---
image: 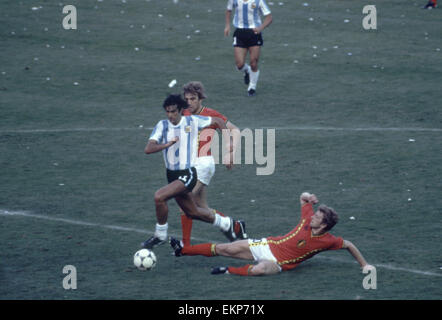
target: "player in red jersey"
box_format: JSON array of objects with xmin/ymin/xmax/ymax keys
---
[
  {"xmin": 178, "ymin": 81, "xmax": 243, "ymax": 246},
  {"xmin": 170, "ymin": 192, "xmax": 373, "ymax": 276}
]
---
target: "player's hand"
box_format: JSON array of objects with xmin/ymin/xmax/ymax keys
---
[
  {"xmin": 253, "ymin": 27, "xmax": 261, "ymax": 34},
  {"xmin": 300, "ymin": 192, "xmax": 311, "ymax": 203},
  {"xmin": 300, "ymin": 192, "xmax": 318, "ymax": 204},
  {"xmin": 224, "ymin": 26, "xmax": 230, "ymax": 37},
  {"xmin": 363, "ymin": 264, "xmax": 375, "ymax": 272},
  {"xmin": 309, "ymin": 194, "xmax": 318, "ymax": 204},
  {"xmin": 168, "ymin": 136, "xmax": 179, "ymax": 146}
]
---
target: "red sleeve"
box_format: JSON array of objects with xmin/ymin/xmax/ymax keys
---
[
  {"xmin": 301, "ymin": 203, "xmax": 314, "ymax": 219},
  {"xmin": 328, "ymin": 236, "xmax": 344, "ymax": 250}
]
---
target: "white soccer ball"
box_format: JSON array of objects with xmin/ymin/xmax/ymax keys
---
[{"xmin": 133, "ymin": 249, "xmax": 157, "ymax": 271}]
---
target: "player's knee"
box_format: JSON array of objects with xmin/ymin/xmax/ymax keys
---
[
  {"xmin": 249, "ymin": 265, "xmax": 266, "ymax": 276},
  {"xmin": 184, "ymin": 211, "xmax": 198, "ymax": 219},
  {"xmin": 154, "ymin": 191, "xmax": 166, "ymax": 204}
]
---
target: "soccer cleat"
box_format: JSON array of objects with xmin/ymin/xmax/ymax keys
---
[
  {"xmin": 234, "ymin": 220, "xmax": 247, "ymax": 240},
  {"xmin": 244, "ymin": 70, "xmax": 250, "ymax": 85},
  {"xmin": 140, "ymin": 236, "xmax": 166, "ymax": 249},
  {"xmin": 169, "ymin": 237, "xmax": 183, "ymax": 257},
  {"xmin": 211, "ymin": 266, "xmax": 229, "ymax": 275},
  {"xmin": 222, "ymin": 218, "xmax": 247, "ymax": 242},
  {"xmin": 247, "ymin": 88, "xmax": 256, "ymax": 96}
]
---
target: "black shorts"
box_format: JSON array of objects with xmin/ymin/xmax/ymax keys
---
[
  {"xmin": 166, "ymin": 167, "xmax": 198, "ymax": 192},
  {"xmin": 233, "ymin": 28, "xmax": 263, "ymax": 48}
]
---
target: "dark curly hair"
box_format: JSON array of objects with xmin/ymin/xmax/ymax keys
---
[{"xmin": 162, "ymin": 94, "xmax": 188, "ymax": 111}]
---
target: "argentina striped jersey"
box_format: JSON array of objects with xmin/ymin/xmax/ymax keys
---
[
  {"xmin": 149, "ymin": 115, "xmax": 212, "ymax": 171},
  {"xmin": 227, "ymin": 0, "xmax": 271, "ymax": 29}
]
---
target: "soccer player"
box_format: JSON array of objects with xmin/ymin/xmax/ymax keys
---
[
  {"xmin": 141, "ymin": 94, "xmax": 246, "ymax": 249},
  {"xmin": 180, "ymin": 81, "xmax": 242, "ymax": 247},
  {"xmin": 424, "ymin": 0, "xmax": 437, "ymax": 8},
  {"xmin": 224, "ymin": 0, "xmax": 273, "ymax": 96},
  {"xmin": 170, "ymin": 192, "xmax": 373, "ymax": 276}
]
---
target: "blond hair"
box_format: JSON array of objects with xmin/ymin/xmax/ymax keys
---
[{"xmin": 183, "ymin": 81, "xmax": 207, "ymax": 100}]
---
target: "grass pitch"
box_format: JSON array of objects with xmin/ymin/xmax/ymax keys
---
[{"xmin": 0, "ymin": 0, "xmax": 441, "ymax": 300}]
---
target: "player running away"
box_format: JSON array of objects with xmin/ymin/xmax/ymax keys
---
[{"xmin": 170, "ymin": 192, "xmax": 373, "ymax": 276}]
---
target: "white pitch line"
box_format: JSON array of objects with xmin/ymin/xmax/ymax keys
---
[
  {"xmin": 1, "ymin": 209, "xmax": 441, "ymax": 278},
  {"xmin": 0, "ymin": 126, "xmax": 441, "ymax": 134},
  {"xmin": 0, "ymin": 127, "xmax": 146, "ymax": 134},
  {"xmin": 268, "ymin": 126, "xmax": 442, "ymax": 132},
  {"xmin": 0, "ymin": 209, "xmax": 205, "ymax": 241}
]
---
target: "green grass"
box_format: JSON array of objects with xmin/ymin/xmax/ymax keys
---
[{"xmin": 0, "ymin": 0, "xmax": 441, "ymax": 300}]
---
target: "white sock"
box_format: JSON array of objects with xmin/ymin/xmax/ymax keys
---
[
  {"xmin": 248, "ymin": 69, "xmax": 260, "ymax": 90},
  {"xmin": 213, "ymin": 214, "xmax": 231, "ymax": 232},
  {"xmin": 238, "ymin": 63, "xmax": 250, "ymax": 73},
  {"xmin": 154, "ymin": 223, "xmax": 168, "ymax": 240}
]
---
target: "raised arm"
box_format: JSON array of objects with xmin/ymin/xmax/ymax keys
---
[
  {"xmin": 300, "ymin": 192, "xmax": 318, "ymax": 206},
  {"xmin": 342, "ymin": 240, "xmax": 371, "ymax": 269},
  {"xmin": 144, "ymin": 137, "xmax": 178, "ymax": 154}
]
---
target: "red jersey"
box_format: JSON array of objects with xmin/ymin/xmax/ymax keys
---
[
  {"xmin": 267, "ymin": 203, "xmax": 343, "ymax": 271},
  {"xmin": 182, "ymin": 106, "xmax": 228, "ymax": 157}
]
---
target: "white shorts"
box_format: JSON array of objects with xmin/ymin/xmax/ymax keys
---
[
  {"xmin": 248, "ymin": 238, "xmax": 282, "ymax": 272},
  {"xmin": 194, "ymin": 156, "xmax": 215, "ymax": 186}
]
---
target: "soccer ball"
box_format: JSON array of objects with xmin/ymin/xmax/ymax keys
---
[{"xmin": 133, "ymin": 249, "xmax": 157, "ymax": 271}]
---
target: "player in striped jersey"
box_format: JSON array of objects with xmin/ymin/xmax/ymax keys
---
[
  {"xmin": 179, "ymin": 81, "xmax": 241, "ymax": 247},
  {"xmin": 170, "ymin": 192, "xmax": 372, "ymax": 276},
  {"xmin": 225, "ymin": 0, "xmax": 273, "ymax": 96},
  {"xmin": 141, "ymin": 94, "xmax": 246, "ymax": 249}
]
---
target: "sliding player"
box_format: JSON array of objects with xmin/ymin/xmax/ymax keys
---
[{"xmin": 170, "ymin": 192, "xmax": 372, "ymax": 276}]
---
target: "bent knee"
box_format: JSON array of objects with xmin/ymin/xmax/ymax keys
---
[
  {"xmin": 154, "ymin": 191, "xmax": 166, "ymax": 204},
  {"xmin": 184, "ymin": 211, "xmax": 198, "ymax": 219},
  {"xmin": 250, "ymin": 261, "xmax": 280, "ymax": 276},
  {"xmin": 249, "ymin": 265, "xmax": 266, "ymax": 276}
]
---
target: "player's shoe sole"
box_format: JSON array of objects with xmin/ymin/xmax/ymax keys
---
[
  {"xmin": 140, "ymin": 236, "xmax": 166, "ymax": 249},
  {"xmin": 248, "ymin": 89, "xmax": 256, "ymax": 96}
]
